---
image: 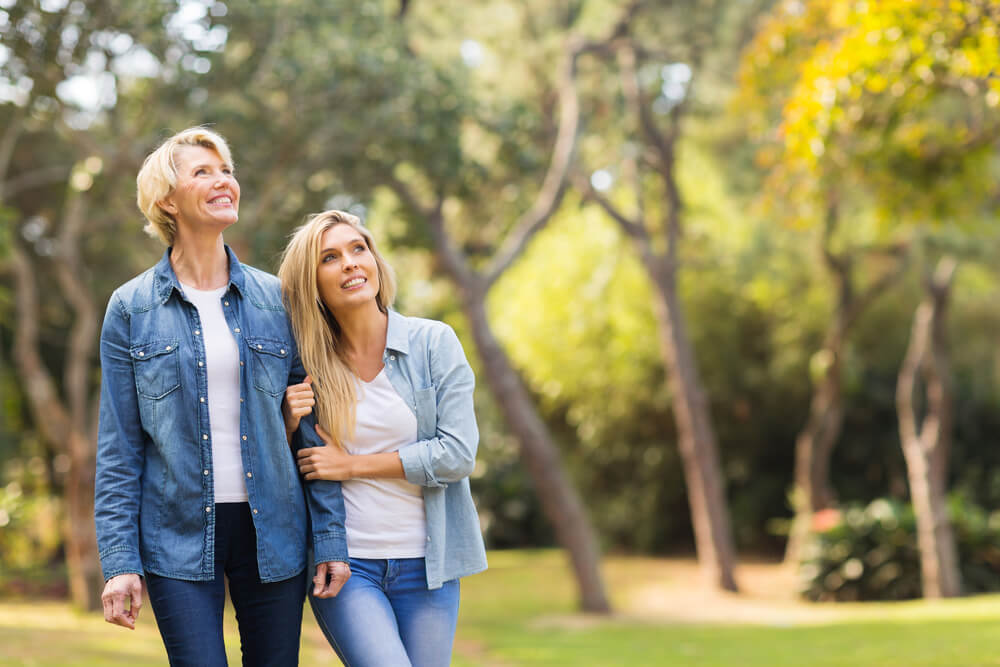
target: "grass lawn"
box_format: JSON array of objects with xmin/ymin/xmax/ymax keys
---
[{"xmin": 2, "ymin": 550, "xmax": 999, "ymax": 665}]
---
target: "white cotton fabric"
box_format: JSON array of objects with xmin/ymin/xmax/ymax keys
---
[
  {"xmin": 181, "ymin": 283, "xmax": 247, "ymax": 503},
  {"xmin": 343, "ymin": 368, "xmax": 426, "ymax": 558}
]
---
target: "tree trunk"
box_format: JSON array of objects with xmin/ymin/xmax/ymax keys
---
[
  {"xmin": 461, "ymin": 291, "xmax": 611, "ymax": 612},
  {"xmin": 784, "ymin": 332, "xmax": 845, "ymax": 564},
  {"xmin": 896, "ymin": 257, "xmax": 961, "ymax": 598},
  {"xmin": 646, "ymin": 260, "xmax": 739, "ymax": 592},
  {"xmin": 785, "ymin": 213, "xmax": 907, "ymax": 565},
  {"xmin": 11, "ymin": 241, "xmax": 101, "ymax": 610}
]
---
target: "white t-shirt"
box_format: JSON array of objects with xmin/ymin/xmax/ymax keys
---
[
  {"xmin": 343, "ymin": 368, "xmax": 426, "ymax": 558},
  {"xmin": 181, "ymin": 283, "xmax": 248, "ymax": 503}
]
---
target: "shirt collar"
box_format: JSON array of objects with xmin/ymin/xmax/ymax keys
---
[
  {"xmin": 385, "ymin": 308, "xmax": 410, "ymax": 355},
  {"xmin": 153, "ymin": 244, "xmax": 246, "ymax": 302}
]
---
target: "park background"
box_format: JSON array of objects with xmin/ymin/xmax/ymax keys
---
[{"xmin": 2, "ymin": 0, "xmax": 1000, "ymax": 664}]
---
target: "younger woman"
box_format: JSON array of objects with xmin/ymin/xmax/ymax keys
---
[{"xmin": 278, "ymin": 209, "xmax": 487, "ymax": 667}]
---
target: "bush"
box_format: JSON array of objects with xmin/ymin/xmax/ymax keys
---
[{"xmin": 799, "ymin": 497, "xmax": 1000, "ymax": 601}]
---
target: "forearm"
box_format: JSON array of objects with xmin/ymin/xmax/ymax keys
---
[{"xmin": 349, "ymin": 451, "xmax": 405, "ymax": 480}]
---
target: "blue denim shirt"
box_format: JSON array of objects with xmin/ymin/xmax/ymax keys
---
[
  {"xmin": 95, "ymin": 246, "xmax": 348, "ymax": 583},
  {"xmin": 302, "ymin": 309, "xmax": 487, "ymax": 589}
]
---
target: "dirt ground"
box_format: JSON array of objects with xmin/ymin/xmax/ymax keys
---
[{"xmin": 533, "ymin": 557, "xmax": 860, "ymax": 629}]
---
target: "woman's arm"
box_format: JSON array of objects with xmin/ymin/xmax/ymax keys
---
[
  {"xmin": 94, "ymin": 294, "xmax": 146, "ymax": 578},
  {"xmin": 296, "ymin": 323, "xmax": 477, "ymax": 487},
  {"xmin": 94, "ymin": 294, "xmax": 147, "ymax": 627}
]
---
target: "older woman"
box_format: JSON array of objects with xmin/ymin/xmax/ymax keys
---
[
  {"xmin": 278, "ymin": 209, "xmax": 487, "ymax": 667},
  {"xmin": 94, "ymin": 127, "xmax": 350, "ymax": 666}
]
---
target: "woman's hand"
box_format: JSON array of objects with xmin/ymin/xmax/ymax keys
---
[
  {"xmin": 282, "ymin": 376, "xmax": 314, "ymax": 439},
  {"xmin": 312, "ymin": 560, "xmax": 351, "ymax": 598},
  {"xmin": 101, "ymin": 573, "xmax": 143, "ymax": 630},
  {"xmin": 296, "ymin": 424, "xmax": 354, "ymax": 480}
]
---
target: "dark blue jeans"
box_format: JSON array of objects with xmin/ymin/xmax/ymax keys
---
[
  {"xmin": 310, "ymin": 557, "xmax": 460, "ymax": 667},
  {"xmin": 145, "ymin": 503, "xmax": 307, "ymax": 667}
]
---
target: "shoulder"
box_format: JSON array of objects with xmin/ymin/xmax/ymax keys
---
[
  {"xmin": 403, "ymin": 314, "xmax": 457, "ymax": 347},
  {"xmin": 110, "ymin": 266, "xmax": 158, "ymax": 314},
  {"xmin": 238, "ymin": 264, "xmax": 284, "ymax": 310}
]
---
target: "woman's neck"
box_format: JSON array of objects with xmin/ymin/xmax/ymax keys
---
[
  {"xmin": 336, "ymin": 303, "xmax": 388, "ymax": 367},
  {"xmin": 170, "ymin": 232, "xmax": 229, "ymax": 290}
]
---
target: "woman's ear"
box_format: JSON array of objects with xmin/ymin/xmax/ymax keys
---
[{"xmin": 157, "ymin": 196, "xmax": 177, "ymax": 216}]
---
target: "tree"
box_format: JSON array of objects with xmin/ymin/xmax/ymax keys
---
[
  {"xmin": 740, "ymin": 0, "xmax": 1000, "ymax": 593},
  {"xmin": 565, "ymin": 0, "xmax": 774, "ymax": 592}
]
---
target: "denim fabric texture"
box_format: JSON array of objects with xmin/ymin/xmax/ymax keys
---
[
  {"xmin": 95, "ymin": 246, "xmax": 348, "ymax": 584},
  {"xmin": 310, "ymin": 557, "xmax": 460, "ymax": 667},
  {"xmin": 145, "ymin": 503, "xmax": 308, "ymax": 667},
  {"xmin": 311, "ymin": 309, "xmax": 488, "ymax": 589}
]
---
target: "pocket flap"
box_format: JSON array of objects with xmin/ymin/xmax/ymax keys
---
[
  {"xmin": 131, "ymin": 339, "xmax": 180, "ymax": 360},
  {"xmin": 245, "ymin": 337, "xmax": 289, "ymax": 358}
]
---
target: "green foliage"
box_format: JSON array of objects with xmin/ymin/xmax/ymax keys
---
[{"xmin": 800, "ymin": 497, "xmax": 1000, "ymax": 602}]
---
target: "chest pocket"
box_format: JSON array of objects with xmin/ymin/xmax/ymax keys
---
[
  {"xmin": 246, "ymin": 337, "xmax": 289, "ymax": 397},
  {"xmin": 132, "ymin": 339, "xmax": 181, "ymax": 400}
]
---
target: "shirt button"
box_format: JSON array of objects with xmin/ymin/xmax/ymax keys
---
[
  {"xmin": 203, "ymin": 469, "xmax": 209, "ymax": 476},
  {"xmin": 280, "ymin": 349, "xmax": 286, "ymax": 355},
  {"xmin": 138, "ymin": 351, "xmax": 145, "ymax": 357},
  {"xmin": 205, "ymin": 506, "xmax": 212, "ymax": 513},
  {"xmin": 224, "ymin": 301, "xmax": 229, "ymax": 306},
  {"xmin": 242, "ymin": 435, "xmax": 247, "ymax": 441},
  {"xmin": 240, "ymin": 398, "xmax": 244, "ymax": 403},
  {"xmin": 426, "ymin": 536, "xmax": 431, "ymax": 542},
  {"xmin": 200, "ymin": 397, "xmax": 205, "ymax": 403},
  {"xmin": 234, "ymin": 327, "xmax": 241, "ymax": 333},
  {"xmin": 203, "ymin": 434, "xmax": 209, "ymax": 440},
  {"xmin": 165, "ymin": 345, "xmax": 172, "ymax": 351},
  {"xmin": 257, "ymin": 344, "xmax": 263, "ymax": 350},
  {"xmin": 246, "ymin": 472, "xmax": 252, "ymax": 478},
  {"xmin": 198, "ymin": 361, "xmax": 204, "ymax": 367},
  {"xmin": 252, "ymin": 508, "xmax": 258, "ymax": 515},
  {"xmin": 194, "ymin": 330, "xmax": 200, "ymax": 336},
  {"xmin": 239, "ymin": 361, "xmax": 244, "ymax": 367},
  {"xmin": 390, "ymin": 355, "xmax": 396, "ymax": 361}
]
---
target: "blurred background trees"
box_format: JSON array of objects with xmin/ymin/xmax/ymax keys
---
[{"xmin": 1, "ymin": 0, "xmax": 999, "ymax": 612}]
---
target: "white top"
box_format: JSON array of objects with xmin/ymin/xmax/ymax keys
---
[
  {"xmin": 343, "ymin": 368, "xmax": 426, "ymax": 558},
  {"xmin": 181, "ymin": 282, "xmax": 248, "ymax": 503}
]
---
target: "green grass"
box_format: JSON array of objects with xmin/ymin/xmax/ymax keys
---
[{"xmin": 2, "ymin": 550, "xmax": 1000, "ymax": 665}]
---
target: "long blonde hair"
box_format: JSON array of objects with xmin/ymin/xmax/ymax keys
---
[{"xmin": 278, "ymin": 210, "xmax": 397, "ymax": 448}]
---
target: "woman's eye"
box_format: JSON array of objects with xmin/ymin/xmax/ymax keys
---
[
  {"xmin": 322, "ymin": 254, "xmax": 337, "ymax": 263},
  {"xmin": 354, "ymin": 245, "xmax": 365, "ymax": 253},
  {"xmin": 195, "ymin": 168, "xmax": 207, "ymax": 176}
]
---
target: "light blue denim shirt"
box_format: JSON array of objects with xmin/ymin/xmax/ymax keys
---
[
  {"xmin": 95, "ymin": 246, "xmax": 348, "ymax": 583},
  {"xmin": 302, "ymin": 309, "xmax": 487, "ymax": 589}
]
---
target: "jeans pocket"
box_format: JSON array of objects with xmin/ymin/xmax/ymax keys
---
[{"xmin": 131, "ymin": 339, "xmax": 181, "ymax": 399}]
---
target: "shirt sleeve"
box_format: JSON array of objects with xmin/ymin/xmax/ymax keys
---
[
  {"xmin": 288, "ymin": 332, "xmax": 349, "ymax": 564},
  {"xmin": 94, "ymin": 293, "xmax": 146, "ymax": 580},
  {"xmin": 397, "ymin": 323, "xmax": 479, "ymax": 488}
]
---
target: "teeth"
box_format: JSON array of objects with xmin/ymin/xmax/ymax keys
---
[
  {"xmin": 212, "ymin": 196, "xmax": 232, "ymax": 204},
  {"xmin": 342, "ymin": 277, "xmax": 365, "ymax": 288}
]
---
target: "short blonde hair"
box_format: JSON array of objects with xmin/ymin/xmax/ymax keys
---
[
  {"xmin": 278, "ymin": 210, "xmax": 397, "ymax": 447},
  {"xmin": 136, "ymin": 127, "xmax": 234, "ymax": 245}
]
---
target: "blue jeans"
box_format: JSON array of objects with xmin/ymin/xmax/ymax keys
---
[
  {"xmin": 310, "ymin": 557, "xmax": 460, "ymax": 667},
  {"xmin": 145, "ymin": 503, "xmax": 307, "ymax": 666}
]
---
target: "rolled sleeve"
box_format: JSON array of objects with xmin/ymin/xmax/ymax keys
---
[{"xmin": 397, "ymin": 324, "xmax": 478, "ymax": 488}]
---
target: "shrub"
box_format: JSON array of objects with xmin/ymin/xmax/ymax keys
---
[{"xmin": 799, "ymin": 497, "xmax": 1000, "ymax": 601}]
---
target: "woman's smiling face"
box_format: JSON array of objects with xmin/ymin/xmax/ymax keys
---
[
  {"xmin": 160, "ymin": 145, "xmax": 240, "ymax": 232},
  {"xmin": 316, "ymin": 223, "xmax": 381, "ymax": 314}
]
